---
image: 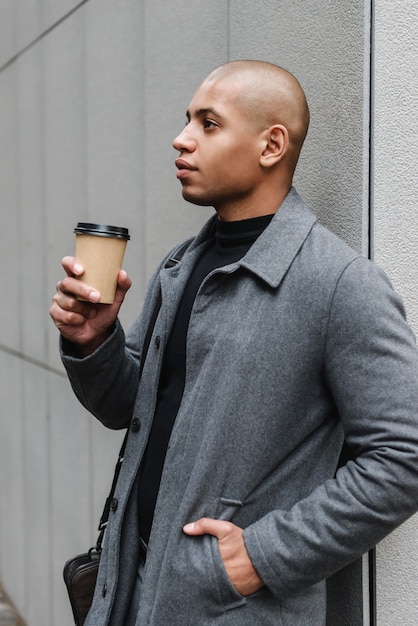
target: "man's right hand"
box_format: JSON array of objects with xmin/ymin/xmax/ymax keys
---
[{"xmin": 49, "ymin": 256, "xmax": 132, "ymax": 356}]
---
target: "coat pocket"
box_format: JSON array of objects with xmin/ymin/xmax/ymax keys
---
[
  {"xmin": 208, "ymin": 497, "xmax": 247, "ymax": 609},
  {"xmin": 167, "ymin": 495, "xmax": 247, "ymax": 616},
  {"xmin": 215, "ymin": 497, "xmax": 244, "ymax": 520}
]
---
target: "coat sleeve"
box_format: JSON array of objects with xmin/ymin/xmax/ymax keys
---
[
  {"xmin": 243, "ymin": 256, "xmax": 418, "ymax": 598},
  {"xmin": 59, "ymin": 261, "xmax": 165, "ymax": 430},
  {"xmin": 60, "ymin": 319, "xmax": 141, "ymax": 429}
]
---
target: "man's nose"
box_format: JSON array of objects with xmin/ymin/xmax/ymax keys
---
[{"xmin": 172, "ymin": 125, "xmax": 196, "ymax": 152}]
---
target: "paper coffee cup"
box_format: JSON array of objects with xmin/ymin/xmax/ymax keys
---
[{"xmin": 74, "ymin": 222, "xmax": 130, "ymax": 304}]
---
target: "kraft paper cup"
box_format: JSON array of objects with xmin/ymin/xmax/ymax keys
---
[{"xmin": 74, "ymin": 222, "xmax": 130, "ymax": 304}]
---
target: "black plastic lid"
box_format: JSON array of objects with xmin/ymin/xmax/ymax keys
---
[{"xmin": 74, "ymin": 222, "xmax": 130, "ymax": 240}]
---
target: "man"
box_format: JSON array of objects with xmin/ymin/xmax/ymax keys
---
[{"xmin": 50, "ymin": 61, "xmax": 418, "ymax": 625}]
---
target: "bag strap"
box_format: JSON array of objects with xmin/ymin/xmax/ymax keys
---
[{"xmin": 94, "ymin": 239, "xmax": 190, "ymax": 552}]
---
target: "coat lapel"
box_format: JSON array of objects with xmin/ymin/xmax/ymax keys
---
[{"xmin": 239, "ymin": 187, "xmax": 317, "ymax": 288}]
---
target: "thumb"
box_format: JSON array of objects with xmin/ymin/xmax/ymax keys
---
[{"xmin": 183, "ymin": 517, "xmax": 231, "ymax": 539}]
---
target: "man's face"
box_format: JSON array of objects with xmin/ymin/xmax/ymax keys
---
[{"xmin": 172, "ymin": 79, "xmax": 265, "ymax": 217}]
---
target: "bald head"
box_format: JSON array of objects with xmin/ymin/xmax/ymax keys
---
[
  {"xmin": 173, "ymin": 60, "xmax": 310, "ymax": 217},
  {"xmin": 203, "ymin": 60, "xmax": 310, "ymax": 168}
]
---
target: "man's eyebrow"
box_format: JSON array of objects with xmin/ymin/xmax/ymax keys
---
[{"xmin": 186, "ymin": 107, "xmax": 223, "ymax": 120}]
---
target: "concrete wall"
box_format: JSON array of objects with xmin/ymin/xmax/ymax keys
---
[
  {"xmin": 0, "ymin": 1, "xmax": 416, "ymax": 624},
  {"xmin": 373, "ymin": 0, "xmax": 418, "ymax": 624}
]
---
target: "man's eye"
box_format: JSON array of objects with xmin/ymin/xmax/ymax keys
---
[{"xmin": 203, "ymin": 119, "xmax": 217, "ymax": 129}]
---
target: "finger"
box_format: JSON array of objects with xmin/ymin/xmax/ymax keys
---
[
  {"xmin": 61, "ymin": 256, "xmax": 85, "ymax": 278},
  {"xmin": 59, "ymin": 276, "xmax": 101, "ymax": 303},
  {"xmin": 183, "ymin": 518, "xmax": 232, "ymax": 539},
  {"xmin": 50, "ymin": 295, "xmax": 96, "ymax": 325},
  {"xmin": 51, "ymin": 286, "xmax": 99, "ymax": 320}
]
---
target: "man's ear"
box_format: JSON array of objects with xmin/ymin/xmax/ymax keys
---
[{"xmin": 260, "ymin": 125, "xmax": 289, "ymax": 167}]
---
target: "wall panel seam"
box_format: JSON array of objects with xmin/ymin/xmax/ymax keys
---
[
  {"xmin": 0, "ymin": 344, "xmax": 65, "ymax": 378},
  {"xmin": 0, "ymin": 0, "xmax": 90, "ymax": 74}
]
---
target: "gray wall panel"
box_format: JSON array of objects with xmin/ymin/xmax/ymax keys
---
[
  {"xmin": 0, "ymin": 0, "xmax": 15, "ymax": 68},
  {"xmin": 229, "ymin": 0, "xmax": 370, "ymax": 253},
  {"xmin": 373, "ymin": 0, "xmax": 418, "ymax": 623},
  {"xmin": 22, "ymin": 364, "xmax": 51, "ymax": 625},
  {"xmin": 16, "ymin": 47, "xmax": 47, "ymax": 360},
  {"xmin": 0, "ymin": 67, "xmax": 20, "ymax": 351},
  {"xmin": 143, "ymin": 0, "xmax": 228, "ymax": 275},
  {"xmin": 0, "ymin": 356, "xmax": 25, "ymax": 610}
]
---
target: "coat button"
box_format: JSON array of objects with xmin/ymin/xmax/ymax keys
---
[
  {"xmin": 102, "ymin": 583, "xmax": 107, "ymax": 597},
  {"xmin": 171, "ymin": 270, "xmax": 178, "ymax": 277},
  {"xmin": 131, "ymin": 418, "xmax": 140, "ymax": 432},
  {"xmin": 154, "ymin": 335, "xmax": 161, "ymax": 349},
  {"xmin": 110, "ymin": 498, "xmax": 118, "ymax": 511}
]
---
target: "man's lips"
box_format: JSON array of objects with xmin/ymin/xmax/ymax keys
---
[{"xmin": 175, "ymin": 158, "xmax": 197, "ymax": 180}]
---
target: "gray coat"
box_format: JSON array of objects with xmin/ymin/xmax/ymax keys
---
[{"xmin": 62, "ymin": 188, "xmax": 418, "ymax": 625}]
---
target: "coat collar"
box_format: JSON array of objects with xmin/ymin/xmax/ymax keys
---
[{"xmin": 188, "ymin": 187, "xmax": 317, "ymax": 288}]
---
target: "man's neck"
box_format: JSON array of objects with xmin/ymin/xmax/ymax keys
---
[{"xmin": 215, "ymin": 185, "xmax": 291, "ymax": 222}]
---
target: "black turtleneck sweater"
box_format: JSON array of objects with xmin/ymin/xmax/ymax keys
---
[{"xmin": 138, "ymin": 213, "xmax": 274, "ymax": 542}]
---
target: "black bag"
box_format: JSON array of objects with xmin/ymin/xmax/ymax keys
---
[
  {"xmin": 62, "ymin": 241, "xmax": 189, "ymax": 624},
  {"xmin": 63, "ymin": 549, "xmax": 101, "ymax": 626}
]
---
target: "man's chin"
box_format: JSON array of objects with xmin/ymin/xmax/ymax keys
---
[{"xmin": 182, "ymin": 190, "xmax": 212, "ymax": 207}]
